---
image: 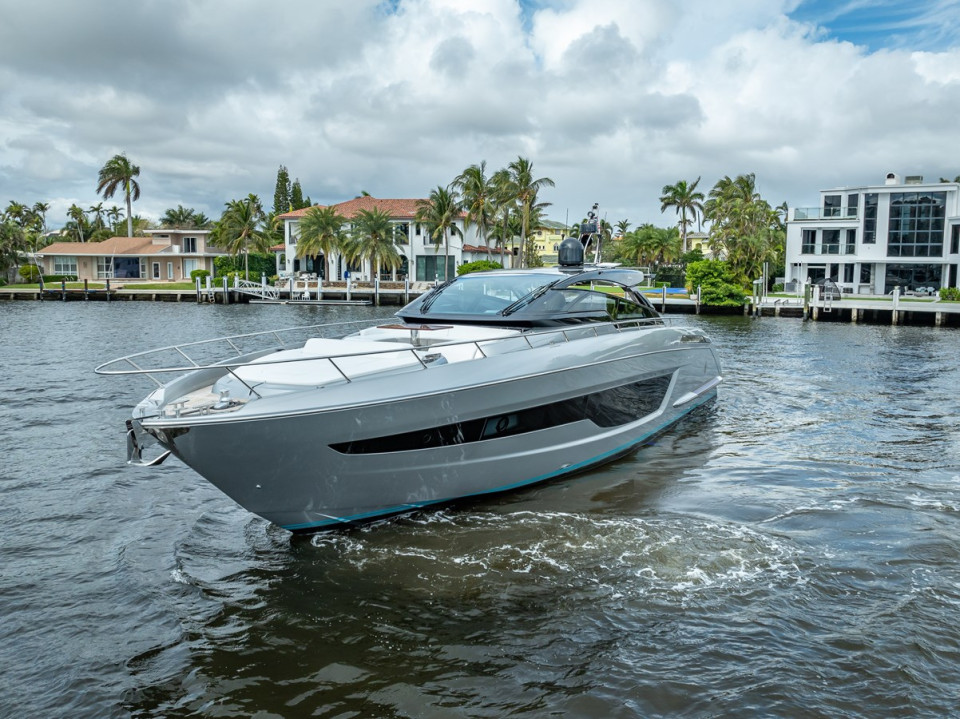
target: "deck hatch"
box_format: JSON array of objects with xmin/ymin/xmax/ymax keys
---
[{"xmin": 329, "ymin": 375, "xmax": 672, "ymax": 455}]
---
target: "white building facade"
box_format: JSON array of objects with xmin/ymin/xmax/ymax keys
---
[
  {"xmin": 785, "ymin": 173, "xmax": 960, "ymax": 294},
  {"xmin": 277, "ymin": 197, "xmax": 507, "ymax": 283}
]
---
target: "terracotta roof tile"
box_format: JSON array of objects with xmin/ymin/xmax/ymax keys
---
[
  {"xmin": 278, "ymin": 196, "xmax": 467, "ymax": 221},
  {"xmin": 39, "ymin": 236, "xmax": 169, "ymax": 255}
]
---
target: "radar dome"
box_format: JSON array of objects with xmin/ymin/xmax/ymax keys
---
[{"xmin": 557, "ymin": 237, "xmax": 584, "ymax": 266}]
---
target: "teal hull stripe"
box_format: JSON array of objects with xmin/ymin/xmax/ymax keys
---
[{"xmin": 282, "ymin": 394, "xmax": 715, "ymax": 531}]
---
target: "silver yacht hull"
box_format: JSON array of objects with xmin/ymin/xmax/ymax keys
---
[{"xmin": 129, "ymin": 325, "xmax": 721, "ymax": 532}]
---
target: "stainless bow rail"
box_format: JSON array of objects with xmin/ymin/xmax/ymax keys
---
[{"xmin": 95, "ymin": 317, "xmax": 669, "ymax": 396}]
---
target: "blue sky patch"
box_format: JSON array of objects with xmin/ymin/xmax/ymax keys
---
[{"xmin": 788, "ymin": 0, "xmax": 960, "ymax": 52}]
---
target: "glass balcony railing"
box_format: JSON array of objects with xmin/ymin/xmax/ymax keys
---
[
  {"xmin": 800, "ymin": 245, "xmax": 858, "ymax": 255},
  {"xmin": 794, "ymin": 207, "xmax": 858, "ymax": 220}
]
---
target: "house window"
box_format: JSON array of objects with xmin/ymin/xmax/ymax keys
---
[
  {"xmin": 415, "ymin": 223, "xmax": 422, "ymax": 236},
  {"xmin": 54, "ymin": 256, "xmax": 78, "ymax": 275},
  {"xmin": 843, "ymin": 264, "xmax": 854, "ymax": 283},
  {"xmin": 96, "ymin": 257, "xmax": 114, "ymax": 279},
  {"xmin": 393, "ymin": 222, "xmax": 409, "ymax": 244},
  {"xmin": 801, "ymin": 230, "xmax": 816, "ymax": 254},
  {"xmin": 183, "ymin": 259, "xmax": 199, "ymax": 277},
  {"xmin": 863, "ymin": 193, "xmax": 878, "ymax": 243},
  {"xmin": 860, "ymin": 264, "xmax": 872, "ymax": 283},
  {"xmin": 167, "ymin": 262, "xmax": 174, "ymax": 280},
  {"xmin": 887, "ymin": 192, "xmax": 946, "ymax": 258},
  {"xmin": 152, "ymin": 262, "xmax": 161, "ymax": 279},
  {"xmin": 951, "ymin": 225, "xmax": 959, "ymax": 254},
  {"xmin": 822, "ymin": 229, "xmax": 841, "ymax": 254},
  {"xmin": 846, "ymin": 194, "xmax": 859, "ymax": 217},
  {"xmin": 182, "ymin": 237, "xmax": 197, "ymax": 253},
  {"xmin": 823, "ymin": 195, "xmax": 841, "ymax": 218},
  {"xmin": 845, "ymin": 229, "xmax": 856, "ymax": 254}
]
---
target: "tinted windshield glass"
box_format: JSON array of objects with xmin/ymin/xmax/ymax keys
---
[{"xmin": 423, "ymin": 274, "xmax": 557, "ymax": 315}]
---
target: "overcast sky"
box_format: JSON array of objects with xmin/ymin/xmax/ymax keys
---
[{"xmin": 1, "ymin": 0, "xmax": 958, "ymax": 231}]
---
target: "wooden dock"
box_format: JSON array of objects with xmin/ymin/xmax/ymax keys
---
[{"xmin": 749, "ymin": 294, "xmax": 960, "ymax": 327}]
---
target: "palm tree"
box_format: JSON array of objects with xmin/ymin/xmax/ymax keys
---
[
  {"xmin": 0, "ymin": 218, "xmax": 27, "ymax": 275},
  {"xmin": 297, "ymin": 205, "xmax": 348, "ymax": 280},
  {"xmin": 615, "ymin": 219, "xmax": 631, "ymax": 238},
  {"xmin": 415, "ymin": 186, "xmax": 461, "ymax": 282},
  {"xmin": 659, "ymin": 177, "xmax": 704, "ymax": 254},
  {"xmin": 350, "ymin": 207, "xmax": 403, "ymax": 280},
  {"xmin": 453, "ymin": 161, "xmax": 496, "ymax": 259},
  {"xmin": 106, "ymin": 206, "xmax": 124, "ymax": 233},
  {"xmin": 704, "ymin": 173, "xmax": 782, "ymax": 282},
  {"xmin": 210, "ymin": 194, "xmax": 269, "ymax": 280},
  {"xmin": 96, "ymin": 154, "xmax": 141, "ymax": 237},
  {"xmin": 67, "ymin": 204, "xmax": 88, "ymax": 242},
  {"xmin": 161, "ymin": 205, "xmax": 199, "ymax": 229},
  {"xmin": 5, "ymin": 201, "xmax": 27, "ymax": 226},
  {"xmin": 507, "ymin": 157, "xmax": 554, "ymax": 268},
  {"xmin": 489, "ymin": 168, "xmax": 517, "ymax": 263},
  {"xmin": 618, "ymin": 227, "xmax": 649, "ymax": 266},
  {"xmin": 88, "ymin": 202, "xmax": 106, "ymax": 232}
]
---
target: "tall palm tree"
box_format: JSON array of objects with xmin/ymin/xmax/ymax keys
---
[
  {"xmin": 453, "ymin": 161, "xmax": 496, "ymax": 259},
  {"xmin": 659, "ymin": 176, "xmax": 704, "ymax": 254},
  {"xmin": 507, "ymin": 156, "xmax": 554, "ymax": 268},
  {"xmin": 96, "ymin": 154, "xmax": 141, "ymax": 237},
  {"xmin": 297, "ymin": 205, "xmax": 348, "ymax": 280},
  {"xmin": 415, "ymin": 186, "xmax": 461, "ymax": 282},
  {"xmin": 490, "ymin": 168, "xmax": 516, "ymax": 263},
  {"xmin": 31, "ymin": 202, "xmax": 48, "ymax": 231},
  {"xmin": 210, "ymin": 194, "xmax": 269, "ymax": 280},
  {"xmin": 615, "ymin": 219, "xmax": 631, "ymax": 238},
  {"xmin": 350, "ymin": 207, "xmax": 403, "ymax": 280}
]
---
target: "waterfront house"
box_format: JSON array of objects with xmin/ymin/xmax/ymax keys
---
[
  {"xmin": 37, "ymin": 229, "xmax": 226, "ymax": 282},
  {"xmin": 785, "ymin": 173, "xmax": 960, "ymax": 294},
  {"xmin": 528, "ymin": 219, "xmax": 570, "ymax": 265},
  {"xmin": 277, "ymin": 196, "xmax": 508, "ymax": 283}
]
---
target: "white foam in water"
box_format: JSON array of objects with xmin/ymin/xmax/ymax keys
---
[{"xmin": 304, "ymin": 510, "xmax": 806, "ymax": 602}]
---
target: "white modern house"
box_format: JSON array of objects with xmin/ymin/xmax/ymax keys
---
[
  {"xmin": 785, "ymin": 173, "xmax": 960, "ymax": 294},
  {"xmin": 276, "ymin": 196, "xmax": 510, "ymax": 283}
]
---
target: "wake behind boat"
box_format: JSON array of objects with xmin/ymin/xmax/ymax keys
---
[{"xmin": 98, "ymin": 234, "xmax": 722, "ymax": 532}]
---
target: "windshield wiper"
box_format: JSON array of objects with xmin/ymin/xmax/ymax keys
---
[
  {"xmin": 419, "ymin": 280, "xmax": 454, "ymax": 313},
  {"xmin": 501, "ymin": 284, "xmax": 552, "ymax": 316}
]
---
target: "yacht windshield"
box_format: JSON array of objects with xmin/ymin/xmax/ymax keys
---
[{"xmin": 420, "ymin": 274, "xmax": 557, "ymax": 315}]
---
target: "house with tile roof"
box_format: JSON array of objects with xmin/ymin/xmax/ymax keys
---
[
  {"xmin": 36, "ymin": 229, "xmax": 226, "ymax": 282},
  {"xmin": 276, "ymin": 196, "xmax": 510, "ymax": 283}
]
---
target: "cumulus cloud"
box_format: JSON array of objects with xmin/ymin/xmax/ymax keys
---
[{"xmin": 0, "ymin": 0, "xmax": 958, "ymax": 228}]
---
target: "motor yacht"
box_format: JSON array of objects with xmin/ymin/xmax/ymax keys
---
[{"xmin": 98, "ymin": 234, "xmax": 721, "ymax": 532}]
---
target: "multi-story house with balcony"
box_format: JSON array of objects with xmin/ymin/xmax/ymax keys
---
[
  {"xmin": 785, "ymin": 173, "xmax": 960, "ymax": 294},
  {"xmin": 276, "ymin": 196, "xmax": 508, "ymax": 283},
  {"xmin": 36, "ymin": 228, "xmax": 225, "ymax": 282}
]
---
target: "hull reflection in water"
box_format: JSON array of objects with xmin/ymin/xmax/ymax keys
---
[{"xmin": 99, "ymin": 261, "xmax": 721, "ymax": 532}]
